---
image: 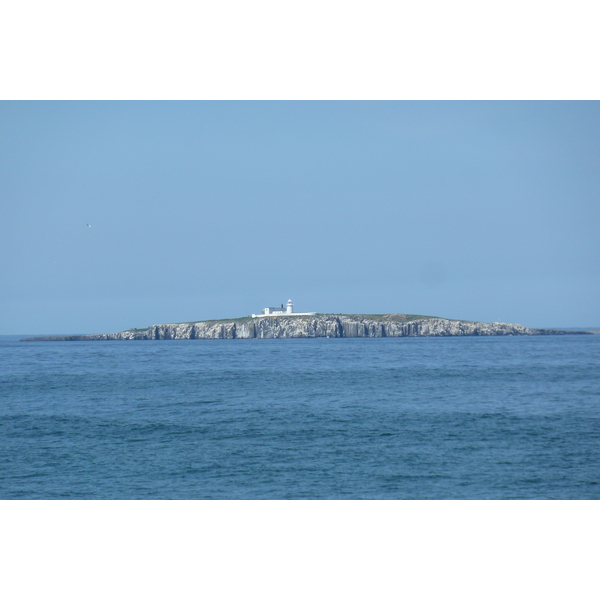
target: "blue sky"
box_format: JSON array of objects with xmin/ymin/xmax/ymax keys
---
[{"xmin": 1, "ymin": 101, "xmax": 599, "ymax": 334}]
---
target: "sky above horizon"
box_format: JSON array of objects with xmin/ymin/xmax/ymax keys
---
[{"xmin": 1, "ymin": 101, "xmax": 599, "ymax": 334}]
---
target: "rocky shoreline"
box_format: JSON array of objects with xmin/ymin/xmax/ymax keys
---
[{"xmin": 20, "ymin": 314, "xmax": 589, "ymax": 341}]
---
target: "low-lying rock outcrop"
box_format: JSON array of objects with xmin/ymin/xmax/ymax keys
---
[{"xmin": 21, "ymin": 314, "xmax": 588, "ymax": 341}]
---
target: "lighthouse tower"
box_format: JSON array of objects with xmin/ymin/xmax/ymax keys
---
[{"xmin": 286, "ymin": 299, "xmax": 293, "ymax": 314}]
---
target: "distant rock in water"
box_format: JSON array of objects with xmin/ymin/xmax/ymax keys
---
[{"xmin": 20, "ymin": 314, "xmax": 590, "ymax": 341}]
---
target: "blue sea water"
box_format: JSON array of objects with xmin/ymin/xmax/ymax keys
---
[{"xmin": 1, "ymin": 335, "xmax": 599, "ymax": 499}]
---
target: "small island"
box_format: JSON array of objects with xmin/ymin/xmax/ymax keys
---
[{"xmin": 20, "ymin": 300, "xmax": 589, "ymax": 341}]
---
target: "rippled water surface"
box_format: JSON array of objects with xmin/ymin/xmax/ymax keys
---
[{"xmin": 1, "ymin": 335, "xmax": 598, "ymax": 499}]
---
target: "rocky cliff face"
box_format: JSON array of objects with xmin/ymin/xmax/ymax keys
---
[{"xmin": 21, "ymin": 314, "xmax": 583, "ymax": 341}]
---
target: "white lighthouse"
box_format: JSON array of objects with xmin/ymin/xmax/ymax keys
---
[{"xmin": 252, "ymin": 299, "xmax": 316, "ymax": 318}]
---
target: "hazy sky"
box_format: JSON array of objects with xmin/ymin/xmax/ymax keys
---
[{"xmin": 1, "ymin": 101, "xmax": 599, "ymax": 334}]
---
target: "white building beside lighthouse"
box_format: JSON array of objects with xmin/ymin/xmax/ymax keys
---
[{"xmin": 252, "ymin": 299, "xmax": 316, "ymax": 318}]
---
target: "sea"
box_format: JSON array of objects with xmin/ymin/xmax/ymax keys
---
[{"xmin": 1, "ymin": 334, "xmax": 598, "ymax": 499}]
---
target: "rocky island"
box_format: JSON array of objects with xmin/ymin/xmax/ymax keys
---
[{"xmin": 20, "ymin": 313, "xmax": 588, "ymax": 341}]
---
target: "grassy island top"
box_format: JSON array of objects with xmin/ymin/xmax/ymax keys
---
[{"xmin": 340, "ymin": 313, "xmax": 445, "ymax": 322}]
